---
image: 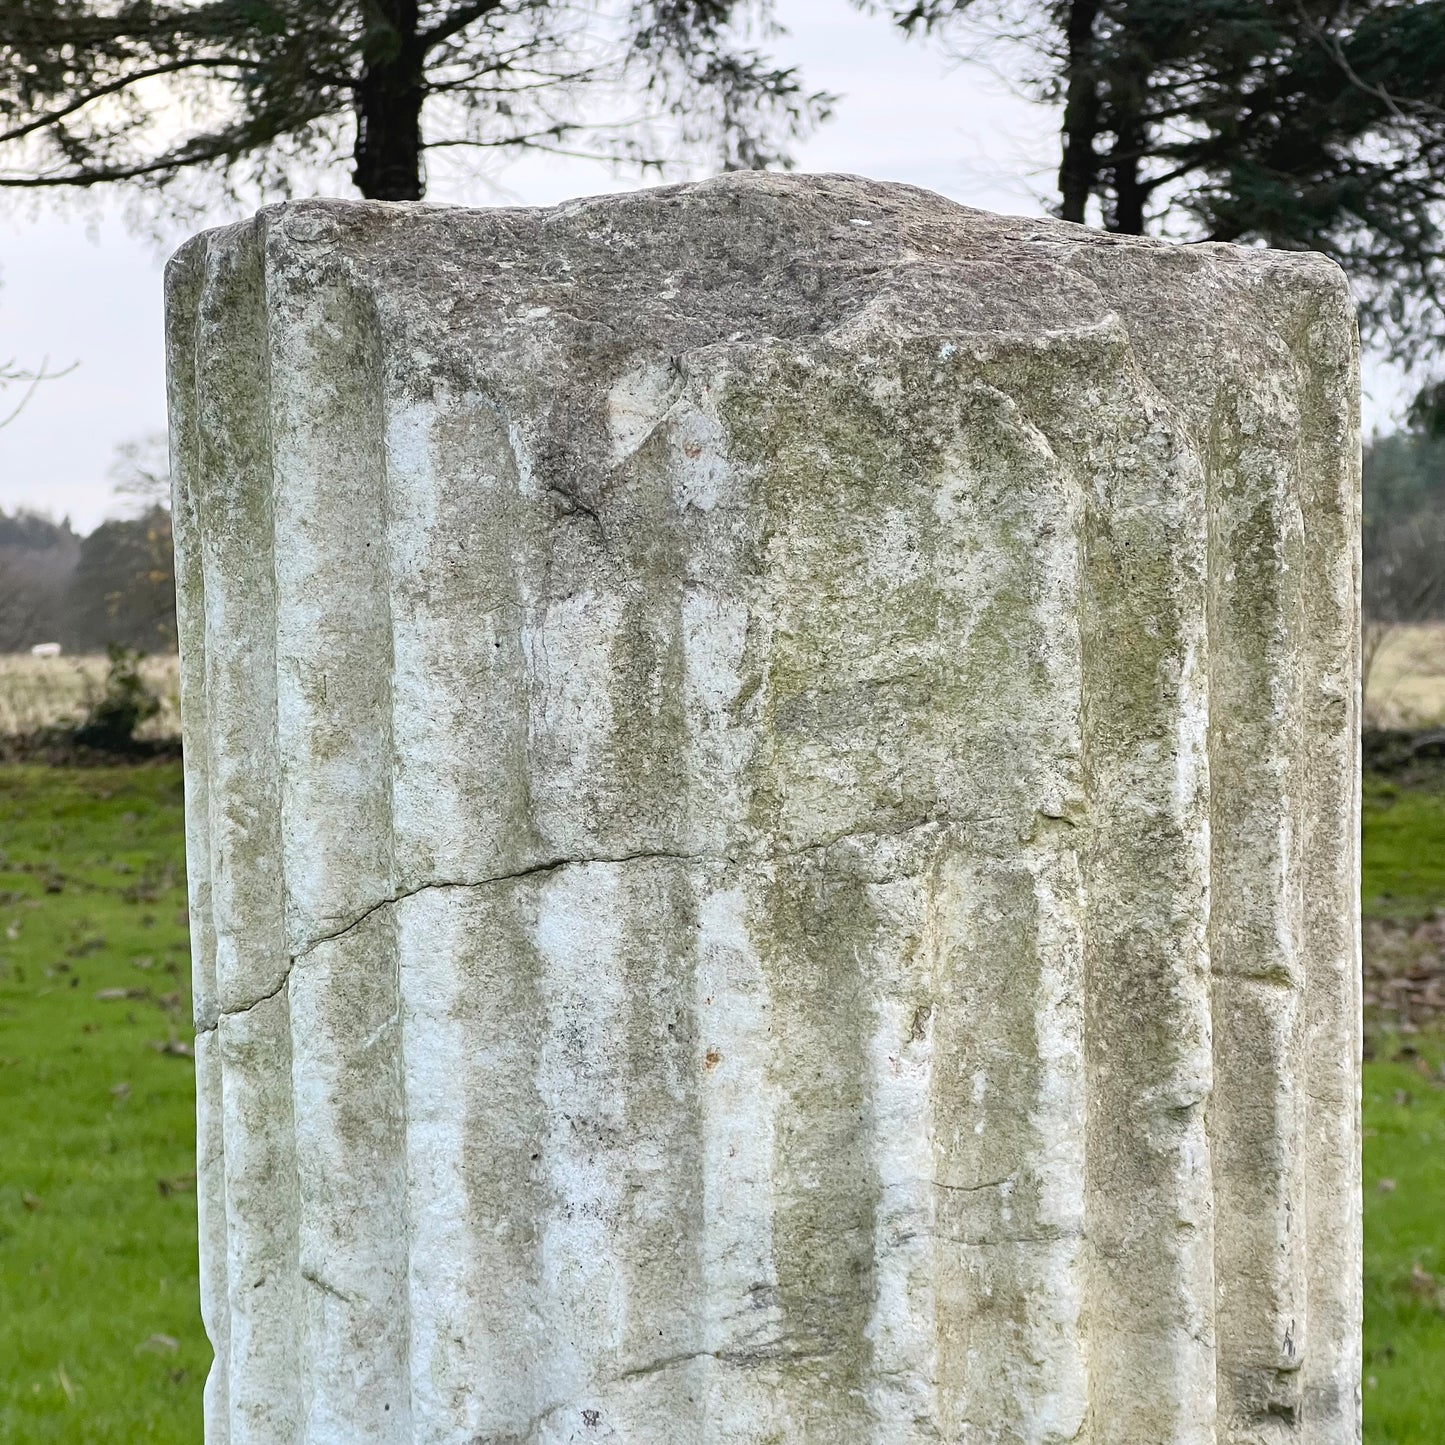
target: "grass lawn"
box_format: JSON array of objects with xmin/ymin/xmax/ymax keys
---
[
  {"xmin": 0, "ymin": 759, "xmax": 1441, "ymax": 1440},
  {"xmin": 1363, "ymin": 1030, "xmax": 1445, "ymax": 1443},
  {"xmin": 0, "ymin": 764, "xmax": 204, "ymax": 1443},
  {"xmin": 1363, "ymin": 773, "xmax": 1445, "ymax": 919},
  {"xmin": 1362, "ymin": 766, "xmax": 1445, "ymax": 1442}
]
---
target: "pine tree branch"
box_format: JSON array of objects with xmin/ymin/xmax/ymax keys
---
[
  {"xmin": 1293, "ymin": 0, "xmax": 1445, "ymax": 125},
  {"xmin": 419, "ymin": 0, "xmax": 508, "ymax": 50},
  {"xmin": 0, "ymin": 60, "xmax": 243, "ymax": 147}
]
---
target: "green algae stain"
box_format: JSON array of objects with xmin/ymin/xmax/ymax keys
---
[
  {"xmin": 722, "ymin": 344, "xmax": 1082, "ymax": 847},
  {"xmin": 752, "ymin": 847, "xmax": 882, "ymax": 1435},
  {"xmin": 714, "ymin": 338, "xmax": 1097, "ymax": 1431}
]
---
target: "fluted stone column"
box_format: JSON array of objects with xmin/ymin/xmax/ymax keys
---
[{"xmin": 166, "ymin": 173, "xmax": 1361, "ymax": 1445}]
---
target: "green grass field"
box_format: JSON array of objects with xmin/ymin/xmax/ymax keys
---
[
  {"xmin": 1363, "ymin": 1030, "xmax": 1445, "ymax": 1443},
  {"xmin": 1361, "ymin": 766, "xmax": 1445, "ymax": 1442},
  {"xmin": 0, "ymin": 765, "xmax": 204, "ymax": 1442},
  {"xmin": 1363, "ymin": 773, "xmax": 1445, "ymax": 920},
  {"xmin": 0, "ymin": 759, "xmax": 1442, "ymax": 1441}
]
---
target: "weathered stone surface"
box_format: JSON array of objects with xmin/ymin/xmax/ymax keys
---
[{"xmin": 166, "ymin": 171, "xmax": 1361, "ymax": 1445}]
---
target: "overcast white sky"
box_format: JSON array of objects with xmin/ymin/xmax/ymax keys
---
[{"xmin": 0, "ymin": 0, "xmax": 1411, "ymax": 532}]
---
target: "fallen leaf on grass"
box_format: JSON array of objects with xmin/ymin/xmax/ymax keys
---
[
  {"xmin": 147, "ymin": 1035, "xmax": 194, "ymax": 1058},
  {"xmin": 5, "ymin": 920, "xmax": 20, "ymax": 941},
  {"xmin": 137, "ymin": 1334, "xmax": 179, "ymax": 1355},
  {"xmin": 157, "ymin": 1173, "xmax": 196, "ymax": 1198},
  {"xmin": 1378, "ymin": 1178, "xmax": 1397, "ymax": 1194},
  {"xmin": 21, "ymin": 1192, "xmax": 42, "ymax": 1212},
  {"xmin": 110, "ymin": 1082, "xmax": 130, "ymax": 1102},
  {"xmin": 1407, "ymin": 1262, "xmax": 1445, "ymax": 1313},
  {"xmin": 55, "ymin": 1364, "xmax": 74, "ymax": 1401}
]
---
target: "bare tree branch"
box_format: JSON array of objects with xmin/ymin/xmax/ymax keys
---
[{"xmin": 0, "ymin": 357, "xmax": 78, "ymax": 429}]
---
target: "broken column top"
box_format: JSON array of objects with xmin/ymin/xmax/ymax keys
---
[{"xmin": 172, "ymin": 170, "xmax": 1350, "ymax": 430}]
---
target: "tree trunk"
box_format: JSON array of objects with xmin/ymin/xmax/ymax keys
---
[
  {"xmin": 1109, "ymin": 110, "xmax": 1147, "ymax": 234},
  {"xmin": 353, "ymin": 0, "xmax": 426, "ymax": 201},
  {"xmin": 1058, "ymin": 0, "xmax": 1102, "ymax": 224}
]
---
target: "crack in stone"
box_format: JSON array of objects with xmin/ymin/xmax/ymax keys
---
[
  {"xmin": 301, "ymin": 1269, "xmax": 357, "ymax": 1306},
  {"xmin": 193, "ymin": 817, "xmax": 988, "ymax": 1036},
  {"xmin": 195, "ymin": 964, "xmax": 290, "ymax": 1035},
  {"xmin": 296, "ymin": 847, "xmax": 717, "ymax": 960},
  {"xmin": 496, "ymin": 1343, "xmax": 831, "ymax": 1438},
  {"xmin": 934, "ymin": 1176, "xmax": 1017, "ymax": 1195},
  {"xmin": 616, "ymin": 1349, "xmax": 716, "ymax": 1381},
  {"xmin": 616, "ymin": 1343, "xmax": 828, "ymax": 1382},
  {"xmin": 197, "ymin": 848, "xmax": 717, "ymax": 1033},
  {"xmin": 930, "ymin": 1228, "xmax": 1086, "ymax": 1248},
  {"xmin": 787, "ymin": 813, "xmax": 965, "ymax": 857},
  {"xmin": 882, "ymin": 1175, "xmax": 1015, "ymax": 1197}
]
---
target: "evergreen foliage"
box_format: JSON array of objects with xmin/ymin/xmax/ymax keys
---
[
  {"xmin": 881, "ymin": 0, "xmax": 1445, "ymax": 366},
  {"xmin": 0, "ymin": 0, "xmax": 829, "ymax": 207},
  {"xmin": 72, "ymin": 644, "xmax": 164, "ymax": 751},
  {"xmin": 64, "ymin": 507, "xmax": 177, "ymax": 654},
  {"xmin": 1365, "ymin": 426, "xmax": 1445, "ymax": 530},
  {"xmin": 1363, "ymin": 426, "xmax": 1445, "ymax": 624},
  {"xmin": 0, "ymin": 503, "xmax": 176, "ymax": 654}
]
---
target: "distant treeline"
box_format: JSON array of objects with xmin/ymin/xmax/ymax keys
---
[
  {"xmin": 0, "ymin": 506, "xmax": 175, "ymax": 654},
  {"xmin": 1364, "ymin": 428, "xmax": 1445, "ymax": 626}
]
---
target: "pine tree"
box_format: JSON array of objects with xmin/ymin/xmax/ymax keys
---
[
  {"xmin": 883, "ymin": 0, "xmax": 1445, "ymax": 360},
  {"xmin": 0, "ymin": 0, "xmax": 830, "ymax": 207}
]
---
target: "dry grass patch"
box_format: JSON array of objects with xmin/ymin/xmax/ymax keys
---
[
  {"xmin": 1368, "ymin": 624, "xmax": 1445, "ymax": 729},
  {"xmin": 0, "ymin": 656, "xmax": 179, "ymax": 740}
]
